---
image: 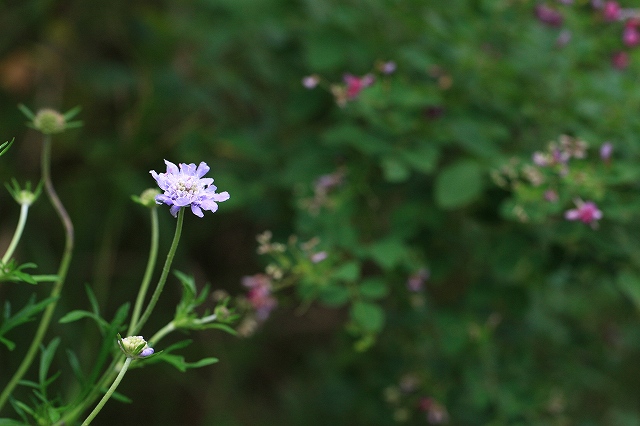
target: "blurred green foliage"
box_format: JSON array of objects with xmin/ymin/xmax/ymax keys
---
[{"xmin": 2, "ymin": 0, "xmax": 640, "ymax": 424}]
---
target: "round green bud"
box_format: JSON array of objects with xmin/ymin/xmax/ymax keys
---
[{"xmin": 33, "ymin": 108, "xmax": 66, "ymax": 134}]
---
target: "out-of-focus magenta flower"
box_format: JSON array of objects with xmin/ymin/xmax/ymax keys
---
[
  {"xmin": 565, "ymin": 199, "xmax": 603, "ymax": 226},
  {"xmin": 623, "ymin": 23, "xmax": 640, "ymax": 47},
  {"xmin": 535, "ymin": 5, "xmax": 564, "ymax": 27},
  {"xmin": 603, "ymin": 1, "xmax": 622, "ymax": 21},
  {"xmin": 407, "ymin": 268, "xmax": 430, "ymax": 292},
  {"xmin": 418, "ymin": 397, "xmax": 450, "ymax": 424},
  {"xmin": 344, "ymin": 73, "xmax": 375, "ymax": 99},
  {"xmin": 600, "ymin": 142, "xmax": 614, "ymax": 162},
  {"xmin": 612, "ymin": 51, "xmax": 630, "ymax": 69},
  {"xmin": 302, "ymin": 74, "xmax": 320, "ymax": 89},
  {"xmin": 242, "ymin": 274, "xmax": 277, "ymax": 321}
]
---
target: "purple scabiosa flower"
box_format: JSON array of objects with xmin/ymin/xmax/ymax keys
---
[
  {"xmin": 565, "ymin": 199, "xmax": 603, "ymax": 226},
  {"xmin": 623, "ymin": 23, "xmax": 640, "ymax": 47},
  {"xmin": 150, "ymin": 160, "xmax": 229, "ymax": 218}
]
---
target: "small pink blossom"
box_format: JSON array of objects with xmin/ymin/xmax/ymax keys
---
[
  {"xmin": 535, "ymin": 5, "xmax": 564, "ymax": 27},
  {"xmin": 603, "ymin": 1, "xmax": 622, "ymax": 21},
  {"xmin": 343, "ymin": 73, "xmax": 375, "ymax": 99},
  {"xmin": 407, "ymin": 268, "xmax": 430, "ymax": 292},
  {"xmin": 612, "ymin": 51, "xmax": 629, "ymax": 69},
  {"xmin": 556, "ymin": 29, "xmax": 572, "ymax": 47},
  {"xmin": 242, "ymin": 274, "xmax": 277, "ymax": 320},
  {"xmin": 544, "ymin": 190, "xmax": 559, "ymax": 202},
  {"xmin": 564, "ymin": 199, "xmax": 603, "ymax": 226},
  {"xmin": 623, "ymin": 24, "xmax": 640, "ymax": 47}
]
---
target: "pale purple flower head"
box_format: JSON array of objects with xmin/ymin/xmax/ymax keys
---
[
  {"xmin": 600, "ymin": 142, "xmax": 613, "ymax": 161},
  {"xmin": 603, "ymin": 1, "xmax": 622, "ymax": 21},
  {"xmin": 379, "ymin": 61, "xmax": 397, "ymax": 74},
  {"xmin": 535, "ymin": 5, "xmax": 564, "ymax": 27},
  {"xmin": 150, "ymin": 160, "xmax": 230, "ymax": 218},
  {"xmin": 302, "ymin": 74, "xmax": 320, "ymax": 89},
  {"xmin": 310, "ymin": 251, "xmax": 328, "ymax": 263},
  {"xmin": 564, "ymin": 199, "xmax": 603, "ymax": 226}
]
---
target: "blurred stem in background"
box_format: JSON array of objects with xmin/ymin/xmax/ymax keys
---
[{"xmin": 0, "ymin": 134, "xmax": 75, "ymax": 411}]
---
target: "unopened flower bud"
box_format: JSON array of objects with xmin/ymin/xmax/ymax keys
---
[
  {"xmin": 132, "ymin": 188, "xmax": 161, "ymax": 208},
  {"xmin": 33, "ymin": 109, "xmax": 66, "ymax": 134},
  {"xmin": 117, "ymin": 335, "xmax": 154, "ymax": 359}
]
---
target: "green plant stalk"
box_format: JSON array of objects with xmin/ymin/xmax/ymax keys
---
[
  {"xmin": 81, "ymin": 357, "xmax": 132, "ymax": 426},
  {"xmin": 127, "ymin": 206, "xmax": 159, "ymax": 335},
  {"xmin": 130, "ymin": 207, "xmax": 184, "ymax": 336},
  {"xmin": 0, "ymin": 135, "xmax": 74, "ymax": 412},
  {"xmin": 56, "ymin": 208, "xmax": 184, "ymax": 425},
  {"xmin": 1, "ymin": 202, "xmax": 30, "ymax": 265}
]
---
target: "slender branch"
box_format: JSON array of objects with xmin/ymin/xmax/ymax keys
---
[
  {"xmin": 0, "ymin": 135, "xmax": 74, "ymax": 411},
  {"xmin": 1, "ymin": 202, "xmax": 30, "ymax": 265},
  {"xmin": 127, "ymin": 207, "xmax": 159, "ymax": 335},
  {"xmin": 130, "ymin": 208, "xmax": 184, "ymax": 336},
  {"xmin": 81, "ymin": 357, "xmax": 132, "ymax": 426}
]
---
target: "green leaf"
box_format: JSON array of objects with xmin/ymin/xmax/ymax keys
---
[
  {"xmin": 318, "ymin": 285, "xmax": 351, "ymax": 307},
  {"xmin": 401, "ymin": 144, "xmax": 440, "ymax": 174},
  {"xmin": 58, "ymin": 310, "xmax": 109, "ymax": 330},
  {"xmin": 350, "ymin": 301, "xmax": 385, "ymax": 333},
  {"xmin": 368, "ymin": 239, "xmax": 406, "ymax": 270},
  {"xmin": 332, "ymin": 261, "xmax": 360, "ymax": 282},
  {"xmin": 434, "ymin": 159, "xmax": 484, "ymax": 209},
  {"xmin": 380, "ymin": 156, "xmax": 410, "ymax": 183},
  {"xmin": 39, "ymin": 337, "xmax": 61, "ymax": 387},
  {"xmin": 617, "ymin": 270, "xmax": 640, "ymax": 311},
  {"xmin": 358, "ymin": 278, "xmax": 388, "ymax": 300}
]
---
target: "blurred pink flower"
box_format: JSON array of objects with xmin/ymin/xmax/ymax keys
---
[
  {"xmin": 612, "ymin": 51, "xmax": 629, "ymax": 69},
  {"xmin": 242, "ymin": 274, "xmax": 277, "ymax": 320},
  {"xmin": 600, "ymin": 141, "xmax": 613, "ymax": 162},
  {"xmin": 623, "ymin": 23, "xmax": 640, "ymax": 47},
  {"xmin": 603, "ymin": 1, "xmax": 622, "ymax": 21},
  {"xmin": 535, "ymin": 5, "xmax": 563, "ymax": 27},
  {"xmin": 565, "ymin": 199, "xmax": 602, "ymax": 226},
  {"xmin": 344, "ymin": 73, "xmax": 375, "ymax": 99}
]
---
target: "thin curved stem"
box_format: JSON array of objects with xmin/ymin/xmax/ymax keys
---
[
  {"xmin": 0, "ymin": 135, "xmax": 74, "ymax": 412},
  {"xmin": 1, "ymin": 202, "xmax": 30, "ymax": 265},
  {"xmin": 81, "ymin": 357, "xmax": 132, "ymax": 426},
  {"xmin": 127, "ymin": 207, "xmax": 159, "ymax": 335},
  {"xmin": 55, "ymin": 209, "xmax": 184, "ymax": 425},
  {"xmin": 130, "ymin": 208, "xmax": 184, "ymax": 336}
]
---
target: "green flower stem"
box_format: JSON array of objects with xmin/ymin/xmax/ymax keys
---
[
  {"xmin": 130, "ymin": 207, "xmax": 184, "ymax": 336},
  {"xmin": 57, "ymin": 208, "xmax": 183, "ymax": 426},
  {"xmin": 150, "ymin": 313, "xmax": 217, "ymax": 345},
  {"xmin": 1, "ymin": 202, "xmax": 29, "ymax": 265},
  {"xmin": 0, "ymin": 135, "xmax": 74, "ymax": 412},
  {"xmin": 81, "ymin": 357, "xmax": 132, "ymax": 426},
  {"xmin": 127, "ymin": 206, "xmax": 159, "ymax": 335}
]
